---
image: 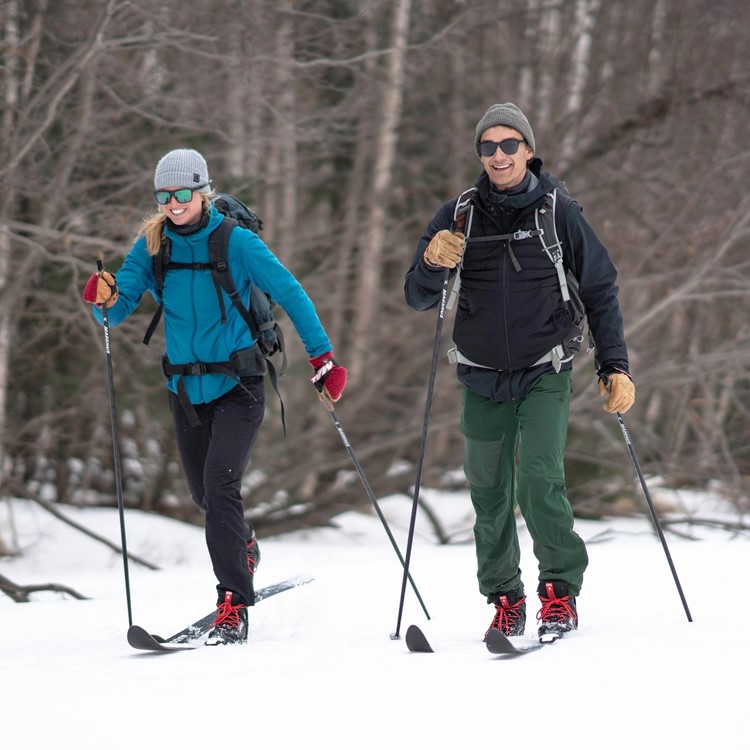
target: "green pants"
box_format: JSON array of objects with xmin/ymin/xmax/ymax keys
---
[{"xmin": 461, "ymin": 371, "xmax": 588, "ymax": 599}]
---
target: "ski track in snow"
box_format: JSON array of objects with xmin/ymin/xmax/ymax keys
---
[{"xmin": 0, "ymin": 491, "xmax": 747, "ymax": 750}]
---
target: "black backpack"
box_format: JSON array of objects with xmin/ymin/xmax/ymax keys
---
[
  {"xmin": 143, "ymin": 193, "xmax": 287, "ymax": 428},
  {"xmin": 447, "ymin": 187, "xmax": 591, "ymax": 371}
]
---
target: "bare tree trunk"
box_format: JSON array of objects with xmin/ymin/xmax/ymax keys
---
[
  {"xmin": 227, "ymin": 0, "xmax": 250, "ymax": 180},
  {"xmin": 330, "ymin": 15, "xmax": 379, "ymax": 349},
  {"xmin": 517, "ymin": 0, "xmax": 540, "ymax": 108},
  {"xmin": 0, "ymin": 0, "xmax": 748, "ymax": 531},
  {"xmin": 644, "ymin": 0, "xmax": 668, "ymax": 99},
  {"xmin": 277, "ymin": 1, "xmax": 297, "ymax": 259},
  {"xmin": 262, "ymin": 0, "xmax": 296, "ymax": 260},
  {"xmin": 536, "ymin": 0, "xmax": 563, "ymax": 129},
  {"xmin": 0, "ymin": 0, "xmax": 21, "ymax": 491},
  {"xmin": 350, "ymin": 0, "xmax": 411, "ymax": 381},
  {"xmin": 558, "ymin": 0, "xmax": 600, "ymax": 171},
  {"xmin": 448, "ymin": 31, "xmax": 469, "ymax": 197}
]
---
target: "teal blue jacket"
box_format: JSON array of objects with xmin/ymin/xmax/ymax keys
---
[{"xmin": 94, "ymin": 205, "xmax": 331, "ymax": 404}]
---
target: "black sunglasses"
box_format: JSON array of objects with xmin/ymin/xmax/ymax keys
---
[
  {"xmin": 154, "ymin": 185, "xmax": 208, "ymax": 205},
  {"xmin": 478, "ymin": 138, "xmax": 526, "ymax": 157}
]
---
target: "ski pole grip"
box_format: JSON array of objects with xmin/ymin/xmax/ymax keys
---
[{"xmin": 315, "ymin": 385, "xmax": 335, "ymax": 413}]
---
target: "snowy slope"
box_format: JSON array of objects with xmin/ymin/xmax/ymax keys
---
[{"xmin": 0, "ymin": 491, "xmax": 747, "ymax": 750}]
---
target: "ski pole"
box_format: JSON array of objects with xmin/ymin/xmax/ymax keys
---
[
  {"xmin": 391, "ymin": 267, "xmax": 451, "ymax": 640},
  {"xmin": 315, "ymin": 389, "xmax": 430, "ymax": 621},
  {"xmin": 96, "ymin": 259, "xmax": 133, "ymax": 627},
  {"xmin": 615, "ymin": 412, "xmax": 693, "ymax": 623}
]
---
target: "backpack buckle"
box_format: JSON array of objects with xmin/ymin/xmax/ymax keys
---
[
  {"xmin": 187, "ymin": 362, "xmax": 207, "ymax": 376},
  {"xmin": 513, "ymin": 229, "xmax": 541, "ymax": 241}
]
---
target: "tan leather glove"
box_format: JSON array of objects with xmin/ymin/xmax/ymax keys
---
[
  {"xmin": 82, "ymin": 270, "xmax": 118, "ymax": 308},
  {"xmin": 424, "ymin": 230, "xmax": 465, "ymax": 269},
  {"xmin": 598, "ymin": 372, "xmax": 635, "ymax": 414}
]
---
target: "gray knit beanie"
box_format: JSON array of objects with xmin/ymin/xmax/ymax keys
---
[
  {"xmin": 474, "ymin": 103, "xmax": 535, "ymax": 157},
  {"xmin": 154, "ymin": 148, "xmax": 211, "ymax": 191}
]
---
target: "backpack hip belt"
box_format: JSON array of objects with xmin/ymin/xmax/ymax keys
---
[
  {"xmin": 162, "ymin": 346, "xmax": 267, "ymax": 428},
  {"xmin": 447, "ymin": 343, "xmax": 572, "ymax": 373}
]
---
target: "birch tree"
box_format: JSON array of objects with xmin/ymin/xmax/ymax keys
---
[
  {"xmin": 350, "ymin": 0, "xmax": 412, "ymax": 382},
  {"xmin": 558, "ymin": 0, "xmax": 601, "ymax": 172},
  {"xmin": 0, "ymin": 0, "xmax": 22, "ymax": 492},
  {"xmin": 0, "ymin": 0, "xmax": 748, "ymax": 536}
]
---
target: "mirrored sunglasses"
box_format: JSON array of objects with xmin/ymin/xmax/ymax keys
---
[
  {"xmin": 478, "ymin": 138, "xmax": 526, "ymax": 157},
  {"xmin": 154, "ymin": 185, "xmax": 208, "ymax": 205}
]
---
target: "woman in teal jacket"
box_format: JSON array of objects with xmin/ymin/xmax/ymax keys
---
[{"xmin": 83, "ymin": 149, "xmax": 347, "ymax": 645}]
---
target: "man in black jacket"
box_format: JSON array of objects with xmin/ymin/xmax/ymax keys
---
[{"xmin": 404, "ymin": 103, "xmax": 634, "ymax": 642}]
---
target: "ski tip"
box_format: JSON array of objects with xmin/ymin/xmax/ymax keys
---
[
  {"xmin": 485, "ymin": 628, "xmax": 543, "ymax": 656},
  {"xmin": 127, "ymin": 624, "xmax": 148, "ymax": 647},
  {"xmin": 127, "ymin": 624, "xmax": 196, "ymax": 652},
  {"xmin": 405, "ymin": 624, "xmax": 434, "ymax": 653}
]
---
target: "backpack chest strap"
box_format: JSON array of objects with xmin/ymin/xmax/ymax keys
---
[{"xmin": 465, "ymin": 229, "xmax": 542, "ymax": 244}]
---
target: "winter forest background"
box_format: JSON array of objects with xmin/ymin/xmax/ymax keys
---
[{"xmin": 1, "ymin": 0, "xmax": 749, "ymax": 556}]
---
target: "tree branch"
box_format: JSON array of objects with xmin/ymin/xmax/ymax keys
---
[
  {"xmin": 0, "ymin": 571, "xmax": 88, "ymax": 602},
  {"xmin": 28, "ymin": 495, "xmax": 160, "ymax": 571}
]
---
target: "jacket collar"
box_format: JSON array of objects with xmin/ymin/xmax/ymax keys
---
[
  {"xmin": 164, "ymin": 204, "xmax": 224, "ymax": 242},
  {"xmin": 474, "ymin": 157, "xmax": 562, "ymax": 211}
]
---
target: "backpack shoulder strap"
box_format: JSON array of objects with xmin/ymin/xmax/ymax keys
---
[
  {"xmin": 208, "ymin": 216, "xmax": 288, "ymax": 433},
  {"xmin": 537, "ymin": 189, "xmax": 588, "ymax": 340},
  {"xmin": 143, "ymin": 234, "xmax": 171, "ymax": 345},
  {"xmin": 207, "ymin": 217, "xmax": 261, "ymax": 340},
  {"xmin": 536, "ymin": 188, "xmax": 572, "ymax": 303}
]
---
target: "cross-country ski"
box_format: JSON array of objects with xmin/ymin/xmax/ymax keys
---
[{"xmin": 127, "ymin": 577, "xmax": 312, "ymax": 652}]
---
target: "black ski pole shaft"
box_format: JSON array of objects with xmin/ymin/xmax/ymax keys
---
[
  {"xmin": 97, "ymin": 260, "xmax": 133, "ymax": 627},
  {"xmin": 318, "ymin": 394, "xmax": 430, "ymax": 620},
  {"xmin": 391, "ymin": 268, "xmax": 450, "ymax": 640},
  {"xmin": 615, "ymin": 412, "xmax": 693, "ymax": 623}
]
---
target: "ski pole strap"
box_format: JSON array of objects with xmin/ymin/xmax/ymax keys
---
[
  {"xmin": 264, "ymin": 356, "xmax": 286, "ymax": 436},
  {"xmin": 310, "ymin": 358, "xmax": 336, "ymax": 387},
  {"xmin": 447, "ymin": 188, "xmax": 476, "ymax": 312},
  {"xmin": 143, "ymin": 303, "xmax": 164, "ymax": 345}
]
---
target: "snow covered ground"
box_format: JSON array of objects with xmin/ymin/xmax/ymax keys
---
[{"xmin": 1, "ymin": 488, "xmax": 747, "ymax": 750}]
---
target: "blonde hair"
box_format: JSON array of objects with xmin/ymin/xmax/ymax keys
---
[{"xmin": 137, "ymin": 192, "xmax": 215, "ymax": 256}]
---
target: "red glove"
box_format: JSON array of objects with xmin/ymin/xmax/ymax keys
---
[
  {"xmin": 82, "ymin": 271, "xmax": 118, "ymax": 308},
  {"xmin": 309, "ymin": 351, "xmax": 347, "ymax": 403}
]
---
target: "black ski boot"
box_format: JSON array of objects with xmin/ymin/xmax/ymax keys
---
[
  {"xmin": 484, "ymin": 590, "xmax": 527, "ymax": 639},
  {"xmin": 205, "ymin": 590, "xmax": 248, "ymax": 646},
  {"xmin": 536, "ymin": 580, "xmax": 578, "ymax": 642}
]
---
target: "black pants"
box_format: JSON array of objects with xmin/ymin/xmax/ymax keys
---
[{"xmin": 169, "ymin": 377, "xmax": 265, "ymax": 606}]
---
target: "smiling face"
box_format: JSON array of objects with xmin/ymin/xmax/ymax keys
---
[
  {"xmin": 157, "ymin": 187, "xmax": 205, "ymax": 226},
  {"xmin": 479, "ymin": 124, "xmax": 534, "ymax": 190}
]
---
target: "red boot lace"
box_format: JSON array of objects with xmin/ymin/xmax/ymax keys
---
[
  {"xmin": 247, "ymin": 539, "xmax": 259, "ymax": 574},
  {"xmin": 487, "ymin": 595, "xmax": 526, "ymax": 636},
  {"xmin": 213, "ymin": 592, "xmax": 245, "ymax": 630},
  {"xmin": 537, "ymin": 591, "xmax": 577, "ymax": 625}
]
